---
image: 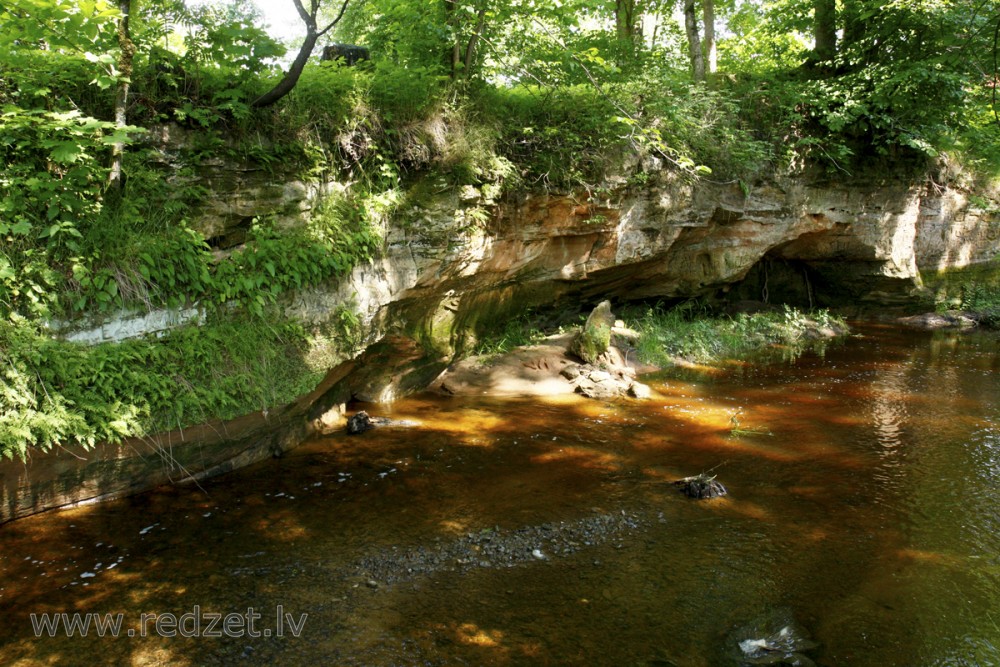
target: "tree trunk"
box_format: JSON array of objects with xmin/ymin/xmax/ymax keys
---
[
  {"xmin": 684, "ymin": 0, "xmax": 705, "ymax": 82},
  {"xmin": 251, "ymin": 0, "xmax": 350, "ymax": 109},
  {"xmin": 702, "ymin": 0, "xmax": 716, "ymax": 74},
  {"xmin": 252, "ymin": 31, "xmax": 319, "ymax": 108},
  {"xmin": 445, "ymin": 0, "xmax": 461, "ymax": 77},
  {"xmin": 615, "ymin": 0, "xmax": 636, "ymax": 40},
  {"xmin": 463, "ymin": 8, "xmax": 488, "ymax": 76},
  {"xmin": 108, "ymin": 0, "xmax": 134, "ymax": 190},
  {"xmin": 842, "ymin": 0, "xmax": 865, "ymax": 48},
  {"xmin": 813, "ymin": 0, "xmax": 837, "ymax": 62}
]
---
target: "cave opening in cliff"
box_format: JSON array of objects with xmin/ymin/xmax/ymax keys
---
[
  {"xmin": 204, "ymin": 216, "xmax": 255, "ymax": 250},
  {"xmin": 719, "ymin": 254, "xmax": 829, "ymax": 311}
]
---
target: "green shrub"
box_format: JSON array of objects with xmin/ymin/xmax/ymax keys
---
[
  {"xmin": 370, "ymin": 61, "xmax": 448, "ymax": 124},
  {"xmin": 0, "ymin": 312, "xmax": 357, "ymax": 461},
  {"xmin": 478, "ymin": 84, "xmax": 624, "ymax": 188},
  {"xmin": 624, "ymin": 302, "xmax": 847, "ymax": 366}
]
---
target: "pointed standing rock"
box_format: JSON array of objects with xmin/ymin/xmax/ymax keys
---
[{"xmin": 571, "ymin": 300, "xmax": 616, "ymax": 364}]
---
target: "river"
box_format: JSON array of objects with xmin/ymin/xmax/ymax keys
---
[{"xmin": 1, "ymin": 324, "xmax": 998, "ymax": 666}]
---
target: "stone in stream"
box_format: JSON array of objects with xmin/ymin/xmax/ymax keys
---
[
  {"xmin": 736, "ymin": 621, "xmax": 820, "ymax": 666},
  {"xmin": 346, "ymin": 411, "xmax": 391, "ymax": 435},
  {"xmin": 627, "ymin": 381, "xmax": 652, "ymax": 399},
  {"xmin": 673, "ymin": 474, "xmax": 728, "ymax": 499}
]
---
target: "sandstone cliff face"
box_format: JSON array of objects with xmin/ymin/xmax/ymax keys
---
[
  {"xmin": 286, "ymin": 170, "xmax": 995, "ymax": 389},
  {"xmin": 7, "ymin": 147, "xmax": 998, "ymax": 522}
]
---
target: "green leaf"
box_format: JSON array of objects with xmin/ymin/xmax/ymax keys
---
[
  {"xmin": 49, "ymin": 142, "xmax": 84, "ymax": 164},
  {"xmin": 11, "ymin": 221, "xmax": 32, "ymax": 236}
]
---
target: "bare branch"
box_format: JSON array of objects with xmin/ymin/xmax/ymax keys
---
[
  {"xmin": 318, "ymin": 0, "xmax": 351, "ymax": 36},
  {"xmin": 291, "ymin": 0, "xmax": 312, "ymax": 28}
]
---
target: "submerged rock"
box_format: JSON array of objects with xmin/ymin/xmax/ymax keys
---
[{"xmin": 674, "ymin": 474, "xmax": 728, "ymax": 499}]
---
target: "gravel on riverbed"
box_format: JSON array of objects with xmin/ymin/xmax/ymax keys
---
[{"xmin": 353, "ymin": 510, "xmax": 647, "ymax": 587}]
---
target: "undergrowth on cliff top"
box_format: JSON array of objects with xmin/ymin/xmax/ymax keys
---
[{"xmin": 623, "ymin": 302, "xmax": 848, "ymax": 367}]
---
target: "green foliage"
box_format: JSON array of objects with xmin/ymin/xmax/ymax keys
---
[
  {"xmin": 719, "ymin": 0, "xmax": 810, "ymax": 74},
  {"xmin": 337, "ymin": 0, "xmax": 451, "ymax": 72},
  {"xmin": 60, "ymin": 192, "xmax": 381, "ymax": 317},
  {"xmin": 478, "ymin": 84, "xmax": 624, "ymax": 188},
  {"xmin": 1, "ymin": 0, "xmax": 122, "ymax": 100},
  {"xmin": 472, "ymin": 313, "xmax": 546, "ymax": 357},
  {"xmin": 959, "ymin": 281, "xmax": 1000, "ymax": 328},
  {"xmin": 127, "ymin": 0, "xmax": 285, "ymax": 127},
  {"xmin": 286, "ymin": 63, "xmax": 372, "ymax": 144},
  {"xmin": 0, "ymin": 313, "xmax": 355, "ymax": 461},
  {"xmin": 0, "ymin": 107, "xmax": 143, "ymax": 318},
  {"xmin": 636, "ymin": 76, "xmax": 775, "ymax": 179},
  {"xmin": 370, "ymin": 61, "xmax": 449, "ymax": 124},
  {"xmin": 624, "ymin": 302, "xmax": 847, "ymax": 366},
  {"xmin": 210, "ymin": 204, "xmax": 380, "ymax": 316}
]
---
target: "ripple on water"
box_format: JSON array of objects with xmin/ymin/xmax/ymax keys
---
[{"xmin": 0, "ymin": 326, "xmax": 999, "ymax": 666}]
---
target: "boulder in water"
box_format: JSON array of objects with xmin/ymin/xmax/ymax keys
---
[
  {"xmin": 346, "ymin": 411, "xmax": 391, "ymax": 435},
  {"xmin": 674, "ymin": 474, "xmax": 727, "ymax": 499}
]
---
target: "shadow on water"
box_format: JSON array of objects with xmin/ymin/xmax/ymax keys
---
[{"xmin": 1, "ymin": 325, "xmax": 999, "ymax": 666}]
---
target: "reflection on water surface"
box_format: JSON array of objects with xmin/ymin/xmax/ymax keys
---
[{"xmin": 1, "ymin": 325, "xmax": 998, "ymax": 666}]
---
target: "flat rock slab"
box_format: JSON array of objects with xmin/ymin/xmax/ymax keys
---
[
  {"xmin": 898, "ymin": 311, "xmax": 980, "ymax": 330},
  {"xmin": 431, "ymin": 332, "xmax": 654, "ymax": 400}
]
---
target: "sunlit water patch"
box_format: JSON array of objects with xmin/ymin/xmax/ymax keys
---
[{"xmin": 1, "ymin": 325, "xmax": 998, "ymax": 666}]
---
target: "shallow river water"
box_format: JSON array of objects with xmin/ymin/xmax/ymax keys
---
[{"xmin": 1, "ymin": 325, "xmax": 999, "ymax": 666}]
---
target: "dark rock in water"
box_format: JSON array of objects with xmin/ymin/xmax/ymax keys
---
[
  {"xmin": 346, "ymin": 411, "xmax": 391, "ymax": 435},
  {"xmin": 346, "ymin": 411, "xmax": 415, "ymax": 434},
  {"xmin": 674, "ymin": 474, "xmax": 727, "ymax": 499},
  {"xmin": 346, "ymin": 411, "xmax": 374, "ymax": 434}
]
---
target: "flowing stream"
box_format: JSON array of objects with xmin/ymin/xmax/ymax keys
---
[{"xmin": 1, "ymin": 325, "xmax": 999, "ymax": 666}]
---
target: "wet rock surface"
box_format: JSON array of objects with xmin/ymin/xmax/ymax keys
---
[
  {"xmin": 346, "ymin": 411, "xmax": 389, "ymax": 434},
  {"xmin": 674, "ymin": 474, "xmax": 728, "ymax": 499},
  {"xmin": 345, "ymin": 411, "xmax": 415, "ymax": 434},
  {"xmin": 897, "ymin": 310, "xmax": 981, "ymax": 330},
  {"xmin": 731, "ymin": 613, "xmax": 820, "ymax": 667}
]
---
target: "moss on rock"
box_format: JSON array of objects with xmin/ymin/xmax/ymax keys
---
[{"xmin": 571, "ymin": 300, "xmax": 615, "ymax": 364}]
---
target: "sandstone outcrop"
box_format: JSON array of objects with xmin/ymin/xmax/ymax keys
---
[{"xmin": 9, "ymin": 134, "xmax": 999, "ymax": 522}]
